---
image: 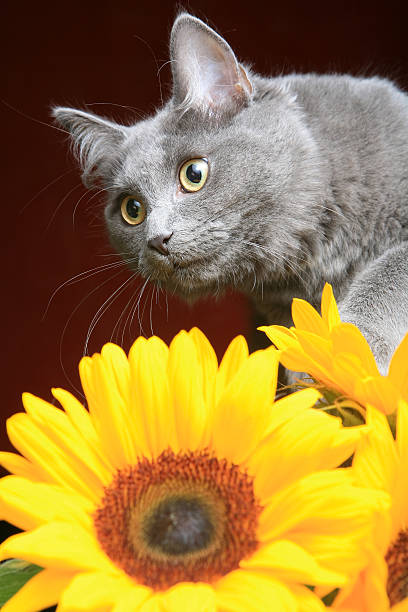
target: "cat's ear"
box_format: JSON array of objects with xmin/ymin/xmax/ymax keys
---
[
  {"xmin": 52, "ymin": 107, "xmax": 127, "ymax": 187},
  {"xmin": 170, "ymin": 13, "xmax": 252, "ymax": 116}
]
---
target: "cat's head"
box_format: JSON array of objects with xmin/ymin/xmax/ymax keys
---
[{"xmin": 53, "ymin": 14, "xmax": 324, "ymax": 300}]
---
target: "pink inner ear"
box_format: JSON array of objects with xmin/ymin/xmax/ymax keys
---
[
  {"xmin": 174, "ymin": 23, "xmax": 251, "ymax": 112},
  {"xmin": 198, "ymin": 36, "xmax": 239, "ymax": 104}
]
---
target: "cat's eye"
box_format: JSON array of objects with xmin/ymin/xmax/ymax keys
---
[
  {"xmin": 179, "ymin": 158, "xmax": 208, "ymax": 192},
  {"xmin": 120, "ymin": 196, "xmax": 146, "ymax": 225}
]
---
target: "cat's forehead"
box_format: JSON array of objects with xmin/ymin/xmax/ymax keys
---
[{"xmin": 120, "ymin": 110, "xmax": 224, "ymax": 182}]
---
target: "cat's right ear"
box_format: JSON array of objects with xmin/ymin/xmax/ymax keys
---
[
  {"xmin": 52, "ymin": 107, "xmax": 127, "ymax": 187},
  {"xmin": 170, "ymin": 14, "xmax": 253, "ymax": 117}
]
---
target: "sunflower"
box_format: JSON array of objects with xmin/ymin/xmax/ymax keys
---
[
  {"xmin": 260, "ymin": 283, "xmax": 408, "ymax": 415},
  {"xmin": 0, "ymin": 329, "xmax": 387, "ymax": 611},
  {"xmin": 333, "ymin": 401, "xmax": 408, "ymax": 612}
]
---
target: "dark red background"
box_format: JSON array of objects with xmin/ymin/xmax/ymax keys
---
[{"xmin": 2, "ymin": 0, "xmax": 408, "ymax": 456}]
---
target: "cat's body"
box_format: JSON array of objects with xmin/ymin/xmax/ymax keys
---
[{"xmin": 54, "ymin": 14, "xmax": 408, "ymax": 374}]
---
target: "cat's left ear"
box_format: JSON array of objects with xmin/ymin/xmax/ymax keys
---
[
  {"xmin": 52, "ymin": 107, "xmax": 128, "ymax": 187},
  {"xmin": 170, "ymin": 14, "xmax": 253, "ymax": 116}
]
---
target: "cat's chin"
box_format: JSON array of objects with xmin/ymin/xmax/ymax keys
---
[
  {"xmin": 158, "ymin": 277, "xmax": 224, "ymax": 303},
  {"xmin": 147, "ymin": 264, "xmax": 225, "ymax": 302}
]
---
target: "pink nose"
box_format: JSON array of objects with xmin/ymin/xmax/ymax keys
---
[{"xmin": 148, "ymin": 232, "xmax": 173, "ymax": 256}]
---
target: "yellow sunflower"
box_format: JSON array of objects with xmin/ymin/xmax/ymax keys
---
[
  {"xmin": 260, "ymin": 283, "xmax": 408, "ymax": 415},
  {"xmin": 334, "ymin": 401, "xmax": 408, "ymax": 612},
  {"xmin": 0, "ymin": 329, "xmax": 387, "ymax": 611}
]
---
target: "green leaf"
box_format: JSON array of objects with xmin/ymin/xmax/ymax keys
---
[
  {"xmin": 0, "ymin": 559, "xmax": 43, "ymax": 606},
  {"xmin": 322, "ymin": 588, "xmax": 339, "ymax": 606}
]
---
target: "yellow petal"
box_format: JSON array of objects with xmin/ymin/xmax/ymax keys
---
[
  {"xmin": 294, "ymin": 330, "xmax": 333, "ymax": 368},
  {"xmin": 330, "ymin": 353, "xmax": 374, "ymax": 399},
  {"xmin": 6, "ymin": 413, "xmax": 104, "ymax": 503},
  {"xmin": 0, "ymin": 476, "xmax": 93, "ymax": 531},
  {"xmin": 258, "ymin": 470, "xmax": 389, "ymax": 542},
  {"xmin": 0, "ymin": 451, "xmax": 45, "ymax": 481},
  {"xmin": 321, "ymin": 283, "xmax": 341, "ymax": 330},
  {"xmin": 259, "ymin": 325, "xmax": 298, "ymax": 350},
  {"xmin": 391, "ymin": 401, "xmax": 408, "ymax": 534},
  {"xmin": 248, "ymin": 407, "xmax": 361, "ymax": 500},
  {"xmin": 129, "ymin": 336, "xmax": 177, "ymax": 458},
  {"xmin": 215, "ymin": 569, "xmax": 297, "ymax": 611},
  {"xmin": 280, "ymin": 329, "xmax": 337, "ymax": 384},
  {"xmin": 162, "ymin": 583, "xmax": 216, "ymax": 612},
  {"xmin": 211, "ymin": 348, "xmax": 279, "ymax": 464},
  {"xmin": 396, "ymin": 399, "xmax": 408, "ymax": 457},
  {"xmin": 167, "ymin": 331, "xmax": 208, "ymax": 452},
  {"xmin": 292, "ymin": 298, "xmax": 330, "ymax": 338},
  {"xmin": 334, "ymin": 550, "xmax": 389, "ymax": 612},
  {"xmin": 52, "ymin": 387, "xmax": 114, "ymax": 477},
  {"xmin": 388, "ymin": 332, "xmax": 408, "ymax": 397},
  {"xmin": 0, "ymin": 567, "xmax": 73, "ymax": 612},
  {"xmin": 215, "ymin": 335, "xmax": 248, "ymax": 404},
  {"xmin": 112, "ymin": 587, "xmax": 154, "ymax": 612},
  {"xmin": 352, "ymin": 406, "xmax": 398, "ymax": 496},
  {"xmin": 331, "ymin": 323, "xmax": 379, "ymax": 377},
  {"xmin": 100, "ymin": 342, "xmax": 131, "ymax": 402},
  {"xmin": 79, "ymin": 354, "xmax": 135, "ymax": 466},
  {"xmin": 392, "ymin": 598, "xmax": 408, "ymax": 612},
  {"xmin": 23, "ymin": 392, "xmax": 111, "ymax": 485},
  {"xmin": 293, "ymin": 532, "xmax": 382, "ymax": 590},
  {"xmin": 0, "ymin": 522, "xmax": 114, "ymax": 573},
  {"xmin": 292, "ymin": 585, "xmax": 327, "ymax": 612},
  {"xmin": 51, "ymin": 388, "xmax": 99, "ymax": 444},
  {"xmin": 189, "ymin": 327, "xmax": 218, "ymax": 408},
  {"xmin": 139, "ymin": 595, "xmax": 165, "ymax": 612},
  {"xmin": 58, "ymin": 571, "xmax": 149, "ymax": 611},
  {"xmin": 240, "ymin": 539, "xmax": 345, "ymax": 586},
  {"xmin": 355, "ymin": 375, "xmax": 400, "ymax": 415}
]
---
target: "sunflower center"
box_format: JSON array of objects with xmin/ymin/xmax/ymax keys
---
[
  {"xmin": 143, "ymin": 495, "xmax": 214, "ymax": 555},
  {"xmin": 94, "ymin": 448, "xmax": 261, "ymax": 590},
  {"xmin": 386, "ymin": 529, "xmax": 408, "ymax": 605}
]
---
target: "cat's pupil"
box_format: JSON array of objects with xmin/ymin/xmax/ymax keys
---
[
  {"xmin": 186, "ymin": 163, "xmax": 202, "ymax": 183},
  {"xmin": 126, "ymin": 199, "xmax": 141, "ymax": 218}
]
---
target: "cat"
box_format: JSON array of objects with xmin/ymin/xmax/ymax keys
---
[{"xmin": 53, "ymin": 12, "xmax": 408, "ymax": 375}]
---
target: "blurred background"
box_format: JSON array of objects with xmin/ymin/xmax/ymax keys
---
[{"xmin": 1, "ymin": 0, "xmax": 408, "ymax": 557}]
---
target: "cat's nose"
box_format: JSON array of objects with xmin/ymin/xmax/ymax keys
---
[{"xmin": 148, "ymin": 232, "xmax": 173, "ymax": 256}]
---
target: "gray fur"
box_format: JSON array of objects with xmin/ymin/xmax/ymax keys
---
[{"xmin": 53, "ymin": 13, "xmax": 408, "ymax": 374}]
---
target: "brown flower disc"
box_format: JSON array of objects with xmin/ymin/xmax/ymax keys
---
[
  {"xmin": 94, "ymin": 448, "xmax": 262, "ymax": 589},
  {"xmin": 386, "ymin": 529, "xmax": 408, "ymax": 605}
]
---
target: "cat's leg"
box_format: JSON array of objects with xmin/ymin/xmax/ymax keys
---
[{"xmin": 338, "ymin": 241, "xmax": 408, "ymax": 374}]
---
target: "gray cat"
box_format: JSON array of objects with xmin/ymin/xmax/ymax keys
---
[{"xmin": 53, "ymin": 13, "xmax": 408, "ymax": 374}]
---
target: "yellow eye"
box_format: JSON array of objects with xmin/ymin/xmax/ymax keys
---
[
  {"xmin": 179, "ymin": 158, "xmax": 208, "ymax": 192},
  {"xmin": 120, "ymin": 196, "xmax": 146, "ymax": 225}
]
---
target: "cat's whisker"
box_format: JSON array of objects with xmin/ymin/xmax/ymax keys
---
[
  {"xmin": 86, "ymin": 101, "xmax": 146, "ymax": 119},
  {"xmin": 109, "ymin": 275, "xmax": 140, "ymax": 344},
  {"xmin": 232, "ymin": 237, "xmax": 306, "ymax": 279},
  {"xmin": 128, "ymin": 281, "xmax": 145, "ymax": 340},
  {"xmin": 72, "ymin": 186, "xmax": 109, "ymax": 228},
  {"xmin": 129, "ymin": 33, "xmax": 165, "ymax": 109},
  {"xmin": 58, "ymin": 267, "xmax": 130, "ymax": 397},
  {"xmin": 43, "ymin": 182, "xmax": 84, "ymax": 233},
  {"xmin": 20, "ymin": 169, "xmax": 77, "ymax": 214},
  {"xmin": 2, "ymin": 99, "xmax": 70, "ymax": 135},
  {"xmin": 43, "ymin": 257, "xmax": 137, "ymax": 320},
  {"xmin": 164, "ymin": 285, "xmax": 169, "ymax": 321},
  {"xmin": 84, "ymin": 272, "xmax": 138, "ymax": 356},
  {"xmin": 149, "ymin": 284, "xmax": 156, "ymax": 335},
  {"xmin": 120, "ymin": 281, "xmax": 145, "ymax": 346},
  {"xmin": 140, "ymin": 283, "xmax": 154, "ymax": 335},
  {"xmin": 135, "ymin": 276, "xmax": 151, "ymax": 337}
]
